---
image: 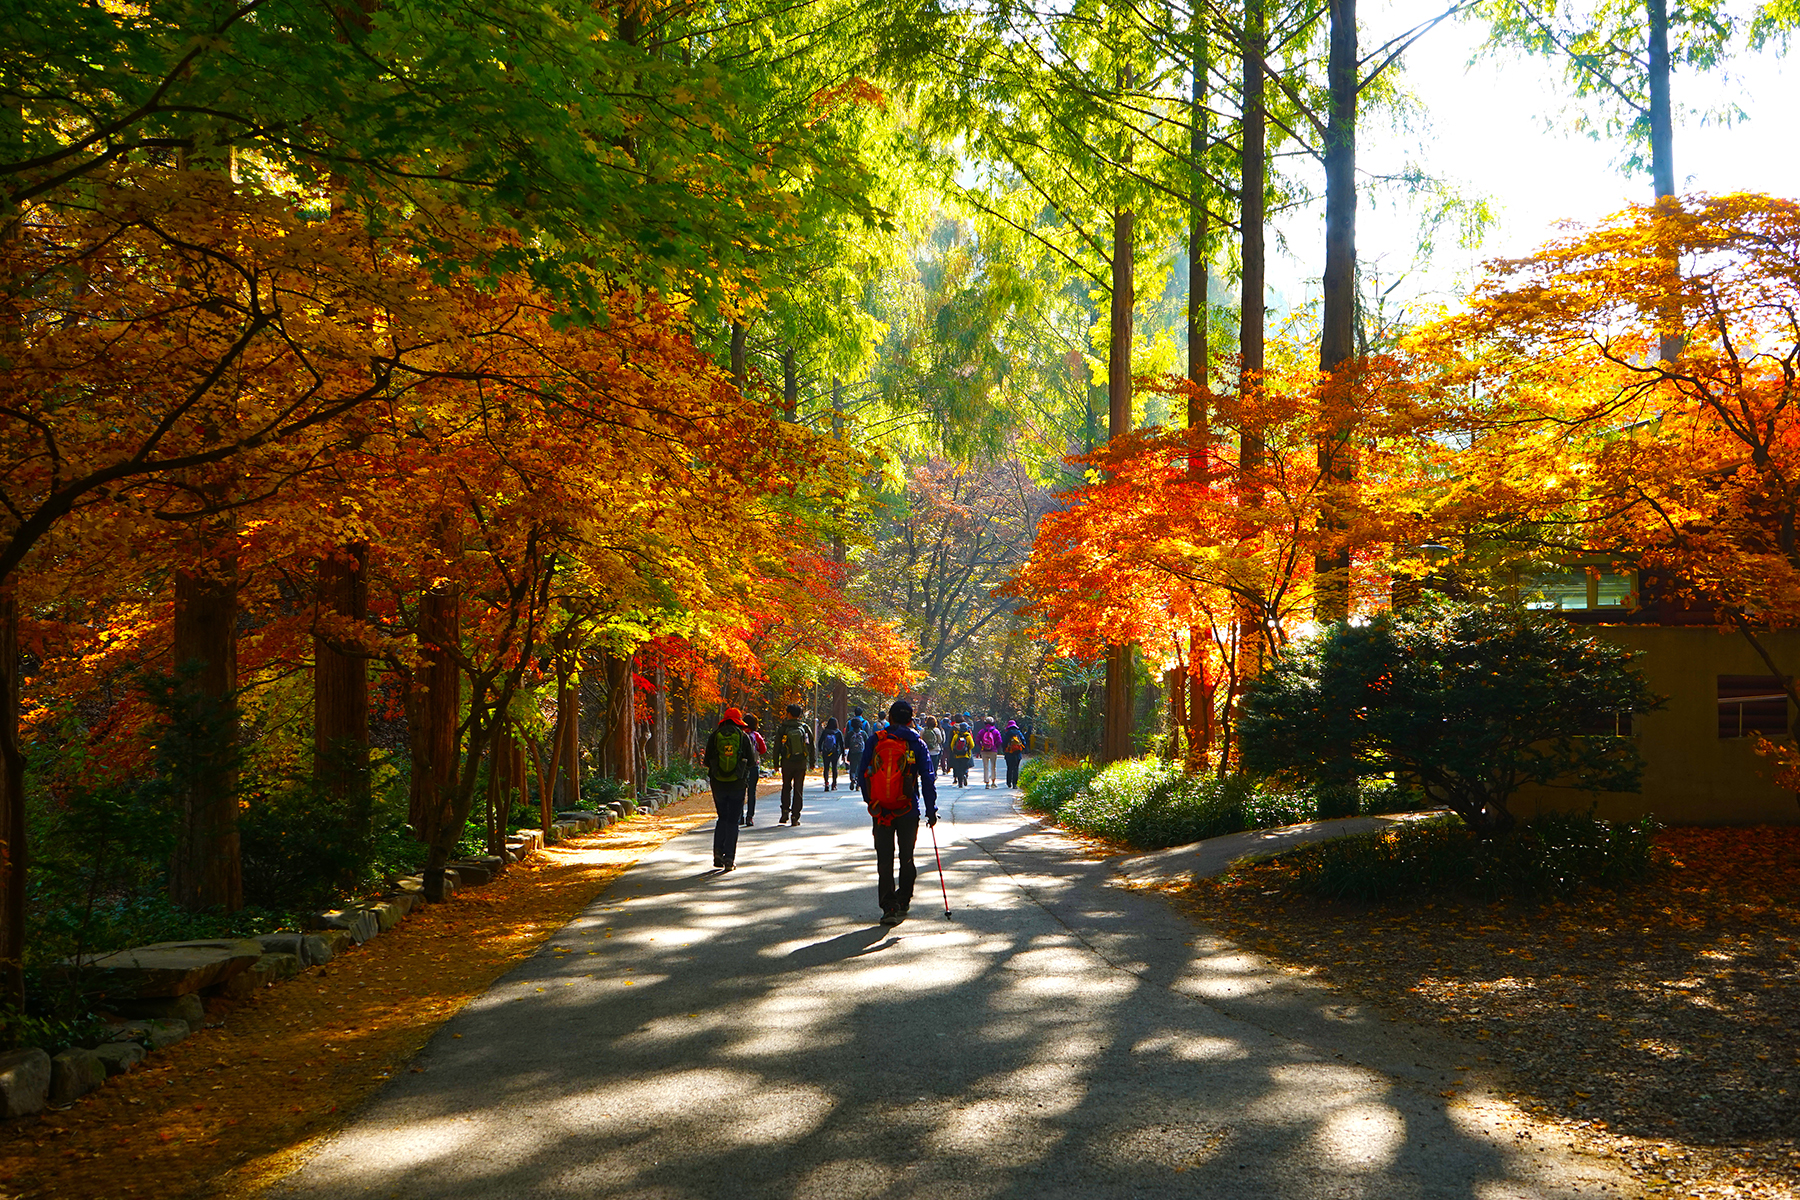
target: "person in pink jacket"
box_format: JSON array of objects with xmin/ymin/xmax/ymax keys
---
[{"xmin": 977, "ymin": 717, "xmax": 1003, "ymax": 788}]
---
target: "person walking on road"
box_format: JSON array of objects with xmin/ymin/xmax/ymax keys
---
[
  {"xmin": 947, "ymin": 720, "xmax": 974, "ymax": 788},
  {"xmin": 845, "ymin": 707, "xmax": 871, "ymax": 775},
  {"xmin": 922, "ymin": 716, "xmax": 945, "ymax": 779},
  {"xmin": 977, "ymin": 717, "xmax": 1002, "ymax": 788},
  {"xmin": 741, "ymin": 714, "xmax": 767, "ymax": 826},
  {"xmin": 705, "ymin": 708, "xmax": 759, "ymax": 870},
  {"xmin": 818, "ymin": 718, "xmax": 845, "ymax": 791},
  {"xmin": 856, "ymin": 699, "xmax": 939, "ymax": 926},
  {"xmin": 773, "ymin": 703, "xmax": 816, "ymax": 825},
  {"xmin": 1002, "ymin": 719, "xmax": 1026, "ymax": 788}
]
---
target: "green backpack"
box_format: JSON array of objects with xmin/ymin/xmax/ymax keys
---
[
  {"xmin": 781, "ymin": 726, "xmax": 808, "ymax": 761},
  {"xmin": 714, "ymin": 728, "xmax": 744, "ymax": 782}
]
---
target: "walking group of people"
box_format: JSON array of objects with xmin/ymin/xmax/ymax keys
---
[
  {"xmin": 701, "ymin": 701, "xmax": 1028, "ymax": 927},
  {"xmin": 920, "ymin": 713, "xmax": 1026, "ymax": 789}
]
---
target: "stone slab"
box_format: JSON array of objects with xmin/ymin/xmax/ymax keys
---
[
  {"xmin": 0, "ymin": 1048, "xmax": 51, "ymax": 1117},
  {"xmin": 62, "ymin": 938, "xmax": 264, "ymax": 999}
]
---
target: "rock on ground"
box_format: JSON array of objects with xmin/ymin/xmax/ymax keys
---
[
  {"xmin": 0, "ymin": 1049, "xmax": 51, "ymax": 1117},
  {"xmin": 49, "ymin": 1048, "xmax": 105, "ymax": 1106}
]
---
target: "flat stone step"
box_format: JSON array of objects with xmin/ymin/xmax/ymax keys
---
[{"xmin": 60, "ymin": 938, "xmax": 264, "ymax": 999}]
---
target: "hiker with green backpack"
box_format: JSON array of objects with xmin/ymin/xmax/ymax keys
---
[
  {"xmin": 855, "ymin": 699, "xmax": 939, "ymax": 926},
  {"xmin": 773, "ymin": 703, "xmax": 816, "ymax": 825},
  {"xmin": 704, "ymin": 707, "xmax": 760, "ymax": 871}
]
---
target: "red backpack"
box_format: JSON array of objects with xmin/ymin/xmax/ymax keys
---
[{"xmin": 862, "ymin": 730, "xmax": 916, "ymax": 824}]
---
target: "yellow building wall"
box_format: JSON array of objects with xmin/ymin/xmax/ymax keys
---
[{"xmin": 1512, "ymin": 625, "xmax": 1800, "ymax": 826}]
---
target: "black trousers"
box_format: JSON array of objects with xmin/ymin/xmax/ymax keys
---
[
  {"xmin": 780, "ymin": 761, "xmax": 807, "ymax": 818},
  {"xmin": 1005, "ymin": 751, "xmax": 1023, "ymax": 787},
  {"xmin": 711, "ymin": 780, "xmax": 746, "ymax": 865},
  {"xmin": 872, "ymin": 811, "xmax": 920, "ymax": 914},
  {"xmin": 822, "ymin": 751, "xmax": 842, "ymax": 789},
  {"xmin": 742, "ymin": 775, "xmax": 760, "ymax": 823}
]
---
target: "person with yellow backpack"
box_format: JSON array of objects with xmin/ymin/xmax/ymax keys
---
[
  {"xmin": 855, "ymin": 699, "xmax": 939, "ymax": 926},
  {"xmin": 946, "ymin": 721, "xmax": 975, "ymax": 788}
]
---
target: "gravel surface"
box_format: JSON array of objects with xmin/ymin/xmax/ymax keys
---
[{"xmin": 1165, "ymin": 825, "xmax": 1800, "ymax": 1199}]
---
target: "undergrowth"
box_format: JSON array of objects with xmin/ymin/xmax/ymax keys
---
[{"xmin": 1257, "ymin": 809, "xmax": 1664, "ymax": 902}]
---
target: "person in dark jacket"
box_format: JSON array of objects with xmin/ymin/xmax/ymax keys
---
[
  {"xmin": 818, "ymin": 717, "xmax": 845, "ymax": 791},
  {"xmin": 855, "ymin": 699, "xmax": 939, "ymax": 926},
  {"xmin": 741, "ymin": 714, "xmax": 767, "ymax": 826},
  {"xmin": 1001, "ymin": 719, "xmax": 1026, "ymax": 788},
  {"xmin": 704, "ymin": 708, "xmax": 759, "ymax": 870},
  {"xmin": 772, "ymin": 703, "xmax": 817, "ymax": 825}
]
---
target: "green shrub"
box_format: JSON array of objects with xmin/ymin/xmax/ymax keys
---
[
  {"xmin": 1023, "ymin": 756, "xmax": 1311, "ymax": 849},
  {"xmin": 1018, "ymin": 758, "xmax": 1099, "ymax": 815},
  {"xmin": 1274, "ymin": 809, "xmax": 1662, "ymax": 902},
  {"xmin": 1130, "ymin": 772, "xmax": 1312, "ymax": 849},
  {"xmin": 1062, "ymin": 758, "xmax": 1182, "ymax": 841}
]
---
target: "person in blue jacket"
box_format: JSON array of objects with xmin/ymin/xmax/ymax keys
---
[{"xmin": 854, "ymin": 699, "xmax": 939, "ymax": 926}]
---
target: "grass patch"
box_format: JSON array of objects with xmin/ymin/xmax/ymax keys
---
[{"xmin": 1252, "ymin": 809, "xmax": 1663, "ymax": 902}]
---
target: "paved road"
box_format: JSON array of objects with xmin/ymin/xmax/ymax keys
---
[{"xmin": 267, "ymin": 771, "xmax": 1632, "ymax": 1199}]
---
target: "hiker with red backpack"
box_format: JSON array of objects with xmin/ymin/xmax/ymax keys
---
[
  {"xmin": 1002, "ymin": 719, "xmax": 1026, "ymax": 788},
  {"xmin": 704, "ymin": 707, "xmax": 760, "ymax": 870},
  {"xmin": 856, "ymin": 699, "xmax": 939, "ymax": 926},
  {"xmin": 772, "ymin": 703, "xmax": 816, "ymax": 825}
]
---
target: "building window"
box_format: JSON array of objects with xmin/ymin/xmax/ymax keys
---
[
  {"xmin": 1579, "ymin": 710, "xmax": 1633, "ymax": 737},
  {"xmin": 1717, "ymin": 676, "xmax": 1789, "ymax": 739},
  {"xmin": 1522, "ymin": 567, "xmax": 1637, "ymax": 611}
]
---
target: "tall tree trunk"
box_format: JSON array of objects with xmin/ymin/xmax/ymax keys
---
[
  {"xmin": 1646, "ymin": 0, "xmax": 1684, "ymax": 365},
  {"xmin": 1102, "ymin": 204, "xmax": 1137, "ymax": 764},
  {"xmin": 782, "ymin": 345, "xmax": 798, "ymax": 414},
  {"xmin": 313, "ymin": 543, "xmax": 370, "ymax": 878},
  {"xmin": 168, "ymin": 554, "xmax": 242, "ymax": 912},
  {"xmin": 1314, "ymin": 0, "xmax": 1357, "ymax": 624},
  {"xmin": 653, "ymin": 661, "xmax": 668, "ymax": 770},
  {"xmin": 555, "ymin": 660, "xmax": 580, "ymax": 809},
  {"xmin": 730, "ymin": 320, "xmax": 748, "ymax": 392},
  {"xmin": 408, "ymin": 585, "xmax": 460, "ymax": 850},
  {"xmin": 1237, "ymin": 0, "xmax": 1269, "ymax": 690},
  {"xmin": 603, "ymin": 653, "xmax": 632, "ymax": 792},
  {"xmin": 1187, "ymin": 21, "xmax": 1214, "ymax": 772},
  {"xmin": 0, "ymin": 588, "xmax": 23, "ymax": 1007}
]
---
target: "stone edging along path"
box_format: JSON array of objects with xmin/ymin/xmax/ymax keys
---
[{"xmin": 0, "ymin": 779, "xmax": 712, "ymax": 1122}]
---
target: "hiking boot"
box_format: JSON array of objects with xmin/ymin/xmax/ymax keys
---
[
  {"xmin": 721, "ymin": 861, "xmax": 735, "ymax": 872},
  {"xmin": 713, "ymin": 855, "xmax": 724, "ymax": 868},
  {"xmin": 890, "ymin": 903, "xmax": 909, "ymax": 925},
  {"xmin": 878, "ymin": 908, "xmax": 898, "ymax": 926},
  {"xmin": 790, "ymin": 814, "xmax": 801, "ymax": 826}
]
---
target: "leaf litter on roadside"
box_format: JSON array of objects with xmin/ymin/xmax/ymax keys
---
[
  {"xmin": 1161, "ymin": 826, "xmax": 1800, "ymax": 1199},
  {"xmin": 0, "ymin": 796, "xmax": 715, "ymax": 1200}
]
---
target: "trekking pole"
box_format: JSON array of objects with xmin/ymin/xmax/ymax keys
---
[{"xmin": 928, "ymin": 820, "xmax": 952, "ymax": 920}]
